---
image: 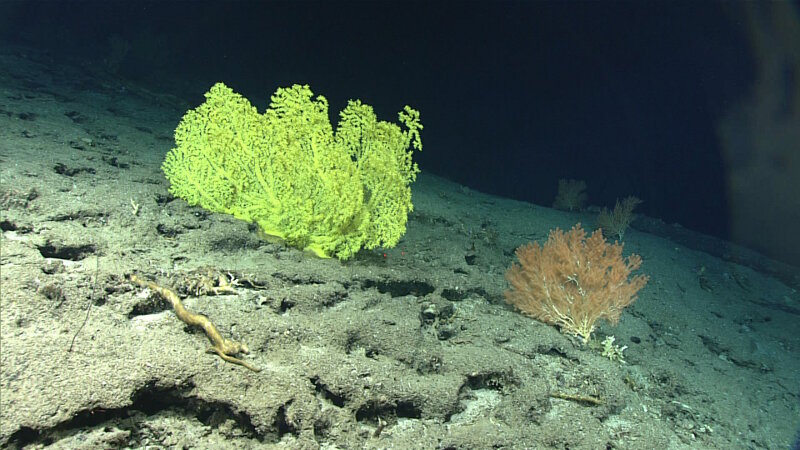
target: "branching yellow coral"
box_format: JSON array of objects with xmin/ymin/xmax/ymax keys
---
[{"xmin": 163, "ymin": 83, "xmax": 422, "ymax": 259}]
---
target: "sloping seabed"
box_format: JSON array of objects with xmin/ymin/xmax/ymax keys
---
[{"xmin": 1, "ymin": 46, "xmax": 798, "ymax": 449}]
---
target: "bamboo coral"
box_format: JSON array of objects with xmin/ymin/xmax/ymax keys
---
[
  {"xmin": 504, "ymin": 224, "xmax": 648, "ymax": 343},
  {"xmin": 596, "ymin": 196, "xmax": 642, "ymax": 241}
]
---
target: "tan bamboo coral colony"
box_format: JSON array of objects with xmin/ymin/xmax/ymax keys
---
[{"xmin": 504, "ymin": 224, "xmax": 648, "ymax": 343}]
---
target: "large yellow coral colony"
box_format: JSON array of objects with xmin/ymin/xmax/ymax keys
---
[
  {"xmin": 163, "ymin": 83, "xmax": 422, "ymax": 259},
  {"xmin": 504, "ymin": 224, "xmax": 648, "ymax": 343}
]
